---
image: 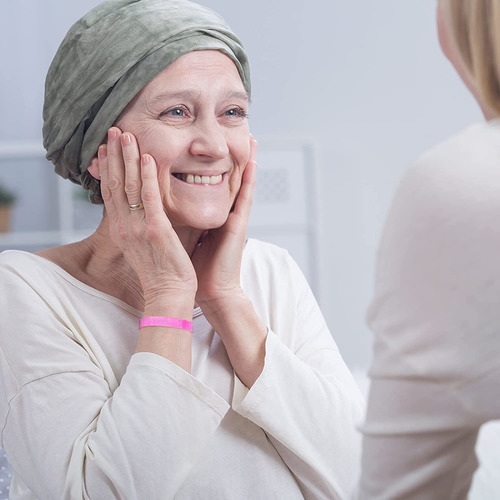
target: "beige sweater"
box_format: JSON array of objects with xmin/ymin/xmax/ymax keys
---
[
  {"xmin": 0, "ymin": 239, "xmax": 364, "ymax": 500},
  {"xmin": 359, "ymin": 120, "xmax": 500, "ymax": 499}
]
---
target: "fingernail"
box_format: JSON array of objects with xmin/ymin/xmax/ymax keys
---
[
  {"xmin": 141, "ymin": 154, "xmax": 150, "ymax": 166},
  {"xmin": 121, "ymin": 133, "xmax": 132, "ymax": 145},
  {"xmin": 108, "ymin": 128, "xmax": 117, "ymax": 142},
  {"xmin": 98, "ymin": 144, "xmax": 107, "ymax": 159}
]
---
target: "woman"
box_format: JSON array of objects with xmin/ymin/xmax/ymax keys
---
[
  {"xmin": 359, "ymin": 0, "xmax": 500, "ymax": 498},
  {"xmin": 0, "ymin": 1, "xmax": 364, "ymax": 498}
]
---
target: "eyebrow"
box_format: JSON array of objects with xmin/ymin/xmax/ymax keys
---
[{"xmin": 150, "ymin": 89, "xmax": 251, "ymax": 105}]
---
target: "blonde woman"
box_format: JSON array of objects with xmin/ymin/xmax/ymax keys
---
[{"xmin": 359, "ymin": 0, "xmax": 500, "ymax": 498}]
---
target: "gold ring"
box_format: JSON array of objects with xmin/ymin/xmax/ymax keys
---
[{"xmin": 128, "ymin": 203, "xmax": 144, "ymax": 211}]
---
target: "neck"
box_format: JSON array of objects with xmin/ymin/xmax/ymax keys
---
[{"xmin": 480, "ymin": 103, "xmax": 498, "ymax": 122}]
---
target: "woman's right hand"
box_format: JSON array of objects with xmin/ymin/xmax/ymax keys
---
[{"xmin": 98, "ymin": 127, "xmax": 197, "ymax": 310}]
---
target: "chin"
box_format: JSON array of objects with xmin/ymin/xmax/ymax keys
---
[
  {"xmin": 174, "ymin": 207, "xmax": 230, "ymax": 230},
  {"xmin": 194, "ymin": 214, "xmax": 229, "ymax": 230}
]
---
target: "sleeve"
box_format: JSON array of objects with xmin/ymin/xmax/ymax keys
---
[
  {"xmin": 0, "ymin": 260, "xmax": 229, "ymax": 500},
  {"xmin": 234, "ymin": 248, "xmax": 366, "ymax": 500},
  {"xmin": 358, "ymin": 146, "xmax": 500, "ymax": 499}
]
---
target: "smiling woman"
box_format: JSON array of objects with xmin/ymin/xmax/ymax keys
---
[{"xmin": 0, "ymin": 0, "xmax": 364, "ymax": 498}]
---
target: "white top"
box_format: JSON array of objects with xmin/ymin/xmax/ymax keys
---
[
  {"xmin": 359, "ymin": 120, "xmax": 500, "ymax": 498},
  {"xmin": 0, "ymin": 238, "xmax": 364, "ymax": 500}
]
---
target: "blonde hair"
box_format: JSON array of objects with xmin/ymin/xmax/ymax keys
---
[{"xmin": 443, "ymin": 0, "xmax": 500, "ymax": 115}]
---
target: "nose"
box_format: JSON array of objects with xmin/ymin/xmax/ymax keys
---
[{"xmin": 189, "ymin": 117, "xmax": 229, "ymax": 160}]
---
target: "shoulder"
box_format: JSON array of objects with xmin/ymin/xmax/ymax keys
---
[
  {"xmin": 241, "ymin": 238, "xmax": 304, "ymax": 289},
  {"xmin": 373, "ymin": 119, "xmax": 500, "ymax": 317},
  {"xmin": 0, "ymin": 250, "xmax": 45, "ymax": 280},
  {"xmin": 242, "ymin": 238, "xmax": 292, "ymax": 270},
  {"xmin": 0, "ymin": 250, "xmax": 68, "ymax": 307},
  {"xmin": 370, "ymin": 122, "xmax": 500, "ymax": 380},
  {"xmin": 0, "ymin": 250, "xmax": 58, "ymax": 284},
  {"xmin": 241, "ymin": 238, "xmax": 312, "ymax": 319},
  {"xmin": 382, "ymin": 121, "xmax": 500, "ymax": 253},
  {"xmin": 400, "ymin": 120, "xmax": 500, "ymax": 212}
]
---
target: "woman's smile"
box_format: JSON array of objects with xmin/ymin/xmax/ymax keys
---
[{"xmin": 172, "ymin": 172, "xmax": 226, "ymax": 185}]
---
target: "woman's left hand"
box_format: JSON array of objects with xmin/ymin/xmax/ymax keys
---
[
  {"xmin": 191, "ymin": 135, "xmax": 257, "ymax": 310},
  {"xmin": 192, "ymin": 135, "xmax": 267, "ymax": 388}
]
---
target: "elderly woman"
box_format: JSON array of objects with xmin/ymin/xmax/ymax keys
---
[
  {"xmin": 0, "ymin": 1, "xmax": 364, "ymax": 498},
  {"xmin": 359, "ymin": 0, "xmax": 500, "ymax": 498}
]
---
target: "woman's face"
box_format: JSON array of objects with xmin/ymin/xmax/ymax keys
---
[{"xmin": 115, "ymin": 50, "xmax": 251, "ymax": 230}]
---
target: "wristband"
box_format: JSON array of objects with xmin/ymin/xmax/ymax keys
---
[{"xmin": 139, "ymin": 316, "xmax": 193, "ymax": 332}]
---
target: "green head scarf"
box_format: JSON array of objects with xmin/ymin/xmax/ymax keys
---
[{"xmin": 42, "ymin": 0, "xmax": 251, "ymax": 202}]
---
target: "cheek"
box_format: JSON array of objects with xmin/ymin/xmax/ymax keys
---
[
  {"xmin": 228, "ymin": 140, "xmax": 250, "ymax": 202},
  {"xmin": 231, "ymin": 131, "xmax": 251, "ymax": 166},
  {"xmin": 231, "ymin": 138, "xmax": 250, "ymax": 176}
]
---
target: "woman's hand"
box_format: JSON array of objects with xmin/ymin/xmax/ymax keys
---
[
  {"xmin": 191, "ymin": 135, "xmax": 258, "ymax": 310},
  {"xmin": 98, "ymin": 127, "xmax": 197, "ymax": 309},
  {"xmin": 191, "ymin": 135, "xmax": 266, "ymax": 387}
]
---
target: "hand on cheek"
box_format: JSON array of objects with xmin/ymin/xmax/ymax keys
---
[
  {"xmin": 98, "ymin": 127, "xmax": 197, "ymax": 306},
  {"xmin": 192, "ymin": 135, "xmax": 257, "ymax": 306}
]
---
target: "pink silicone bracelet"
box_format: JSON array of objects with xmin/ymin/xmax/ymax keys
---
[{"xmin": 139, "ymin": 316, "xmax": 193, "ymax": 332}]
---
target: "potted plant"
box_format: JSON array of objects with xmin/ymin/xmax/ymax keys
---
[{"xmin": 0, "ymin": 183, "xmax": 16, "ymax": 233}]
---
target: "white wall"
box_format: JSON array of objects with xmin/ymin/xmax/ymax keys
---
[{"xmin": 0, "ymin": 0, "xmax": 483, "ymax": 370}]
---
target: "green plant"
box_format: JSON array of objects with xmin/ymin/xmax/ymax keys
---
[{"xmin": 0, "ymin": 184, "xmax": 16, "ymax": 206}]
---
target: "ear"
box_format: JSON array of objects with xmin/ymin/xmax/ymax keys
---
[{"xmin": 87, "ymin": 156, "xmax": 100, "ymax": 179}]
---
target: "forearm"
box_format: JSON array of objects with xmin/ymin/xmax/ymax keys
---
[
  {"xmin": 199, "ymin": 292, "xmax": 267, "ymax": 388},
  {"xmin": 3, "ymin": 358, "xmax": 229, "ymax": 499},
  {"xmin": 233, "ymin": 332, "xmax": 364, "ymax": 499}
]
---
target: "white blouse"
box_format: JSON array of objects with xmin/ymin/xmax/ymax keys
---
[
  {"xmin": 359, "ymin": 120, "xmax": 500, "ymax": 499},
  {"xmin": 0, "ymin": 239, "xmax": 364, "ymax": 500}
]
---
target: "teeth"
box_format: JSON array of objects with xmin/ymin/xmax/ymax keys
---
[{"xmin": 179, "ymin": 173, "xmax": 223, "ymax": 185}]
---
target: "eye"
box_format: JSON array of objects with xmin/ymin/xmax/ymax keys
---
[
  {"xmin": 160, "ymin": 106, "xmax": 189, "ymax": 118},
  {"xmin": 224, "ymin": 107, "xmax": 248, "ymax": 118}
]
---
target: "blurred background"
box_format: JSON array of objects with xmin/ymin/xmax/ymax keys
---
[{"xmin": 0, "ymin": 1, "xmax": 497, "ymax": 497}]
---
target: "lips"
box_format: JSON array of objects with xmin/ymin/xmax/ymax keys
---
[{"xmin": 172, "ymin": 173, "xmax": 223, "ymax": 185}]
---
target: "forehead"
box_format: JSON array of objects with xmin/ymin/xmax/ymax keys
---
[{"xmin": 140, "ymin": 50, "xmax": 247, "ymax": 101}]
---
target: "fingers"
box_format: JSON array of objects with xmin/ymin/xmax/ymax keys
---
[
  {"xmin": 232, "ymin": 136, "xmax": 258, "ymax": 222},
  {"xmin": 248, "ymin": 134, "xmax": 258, "ymax": 165},
  {"xmin": 103, "ymin": 128, "xmax": 129, "ymax": 213},
  {"xmin": 121, "ymin": 132, "xmax": 143, "ymax": 208},
  {"xmin": 98, "ymin": 143, "xmax": 117, "ymax": 218},
  {"xmin": 141, "ymin": 153, "xmax": 172, "ymax": 230},
  {"xmin": 99, "ymin": 127, "xmax": 144, "ymax": 217}
]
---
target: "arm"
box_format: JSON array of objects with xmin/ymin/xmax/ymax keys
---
[
  {"xmin": 231, "ymin": 247, "xmax": 365, "ymax": 500},
  {"xmin": 359, "ymin": 145, "xmax": 500, "ymax": 499},
  {"xmin": 99, "ymin": 129, "xmax": 197, "ymax": 372},
  {"xmin": 189, "ymin": 138, "xmax": 363, "ymax": 498},
  {"xmin": 195, "ymin": 169, "xmax": 366, "ymax": 496}
]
